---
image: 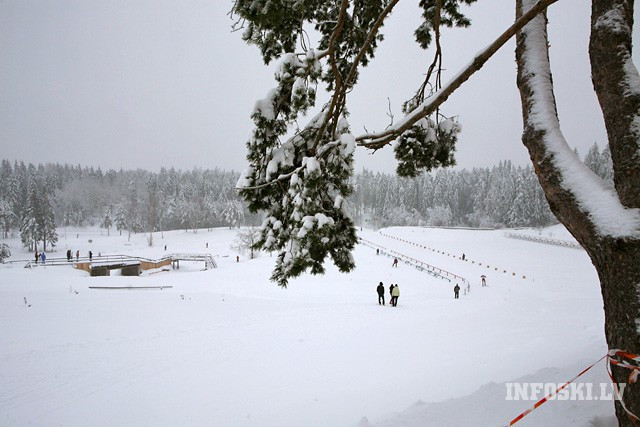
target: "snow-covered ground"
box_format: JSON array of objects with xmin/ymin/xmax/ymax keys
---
[{"xmin": 0, "ymin": 226, "xmax": 617, "ymax": 426}]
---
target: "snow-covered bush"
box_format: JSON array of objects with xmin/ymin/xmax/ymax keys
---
[{"xmin": 0, "ymin": 243, "xmax": 11, "ymax": 263}]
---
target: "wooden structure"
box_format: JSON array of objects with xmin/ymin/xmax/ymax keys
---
[{"xmin": 16, "ymin": 253, "xmax": 216, "ymax": 273}]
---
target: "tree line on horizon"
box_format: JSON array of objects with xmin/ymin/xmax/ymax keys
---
[
  {"xmin": 0, "ymin": 142, "xmax": 612, "ymax": 250},
  {"xmin": 352, "ymin": 142, "xmax": 613, "ymax": 229}
]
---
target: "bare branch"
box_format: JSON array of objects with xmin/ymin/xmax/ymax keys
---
[
  {"xmin": 385, "ymin": 97, "xmax": 394, "ymax": 130},
  {"xmin": 228, "ymin": 0, "xmax": 245, "ymax": 32},
  {"xmin": 356, "ymin": 0, "xmax": 560, "ymax": 150}
]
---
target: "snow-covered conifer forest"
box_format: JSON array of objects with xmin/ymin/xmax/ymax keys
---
[{"xmin": 0, "ymin": 143, "xmax": 612, "ymax": 248}]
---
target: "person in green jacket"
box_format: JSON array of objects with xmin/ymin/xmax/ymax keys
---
[{"xmin": 391, "ymin": 284, "xmax": 400, "ymax": 307}]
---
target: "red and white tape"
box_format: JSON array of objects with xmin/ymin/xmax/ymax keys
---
[
  {"xmin": 507, "ymin": 350, "xmax": 640, "ymax": 425},
  {"xmin": 507, "ymin": 354, "xmax": 607, "ymax": 425},
  {"xmin": 606, "ymin": 349, "xmax": 640, "ymax": 424}
]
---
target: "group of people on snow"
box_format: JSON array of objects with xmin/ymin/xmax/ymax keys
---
[
  {"xmin": 376, "ymin": 282, "xmax": 400, "ymax": 307},
  {"xmin": 64, "ymin": 249, "xmax": 88, "ymax": 262},
  {"xmin": 34, "ymin": 249, "xmax": 94, "ymax": 265},
  {"xmin": 34, "ymin": 251, "xmax": 46, "ymax": 264},
  {"xmin": 374, "ymin": 244, "xmax": 492, "ymax": 305},
  {"xmin": 382, "ymin": 279, "xmax": 483, "ymax": 305},
  {"xmin": 379, "ymin": 277, "xmax": 485, "ymax": 305},
  {"xmin": 65, "ymin": 249, "xmax": 83, "ymax": 262}
]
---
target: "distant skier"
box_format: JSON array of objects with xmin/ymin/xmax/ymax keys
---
[
  {"xmin": 391, "ymin": 284, "xmax": 400, "ymax": 306},
  {"xmin": 392, "ymin": 258, "xmax": 398, "ymax": 267},
  {"xmin": 389, "ymin": 283, "xmax": 394, "ymax": 300},
  {"xmin": 76, "ymin": 250, "xmax": 80, "ymax": 261},
  {"xmin": 462, "ymin": 253, "xmax": 466, "ymax": 261},
  {"xmin": 89, "ymin": 251, "xmax": 93, "ymax": 261},
  {"xmin": 466, "ymin": 283, "xmax": 471, "ymax": 294},
  {"xmin": 481, "ymin": 275, "xmax": 487, "ymax": 287},
  {"xmin": 454, "ymin": 284, "xmax": 460, "ymax": 299},
  {"xmin": 377, "ymin": 282, "xmax": 385, "ymax": 305},
  {"xmin": 236, "ymin": 255, "xmax": 239, "ymax": 263},
  {"xmin": 34, "ymin": 251, "xmax": 39, "ymax": 264},
  {"xmin": 66, "ymin": 249, "xmax": 72, "ymax": 262},
  {"xmin": 40, "ymin": 252, "xmax": 46, "ymax": 264},
  {"xmin": 376, "ymin": 248, "xmax": 379, "ymax": 256}
]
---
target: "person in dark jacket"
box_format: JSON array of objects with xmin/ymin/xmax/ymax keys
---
[
  {"xmin": 66, "ymin": 249, "xmax": 72, "ymax": 262},
  {"xmin": 89, "ymin": 250, "xmax": 93, "ymax": 261},
  {"xmin": 454, "ymin": 284, "xmax": 460, "ymax": 299},
  {"xmin": 389, "ymin": 283, "xmax": 394, "ymax": 300},
  {"xmin": 377, "ymin": 282, "xmax": 385, "ymax": 305},
  {"xmin": 35, "ymin": 251, "xmax": 39, "ymax": 263}
]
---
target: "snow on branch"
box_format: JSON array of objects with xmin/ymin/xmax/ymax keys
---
[{"xmin": 519, "ymin": 0, "xmax": 640, "ymax": 238}]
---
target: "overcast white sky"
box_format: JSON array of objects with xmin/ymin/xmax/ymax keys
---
[{"xmin": 1, "ymin": 1, "xmax": 639, "ymax": 174}]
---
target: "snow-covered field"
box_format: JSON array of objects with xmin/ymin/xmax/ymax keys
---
[{"xmin": 0, "ymin": 226, "xmax": 617, "ymax": 426}]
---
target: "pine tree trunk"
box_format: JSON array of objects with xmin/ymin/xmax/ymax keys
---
[
  {"xmin": 516, "ymin": 1, "xmax": 640, "ymax": 424},
  {"xmin": 590, "ymin": 240, "xmax": 640, "ymax": 425},
  {"xmin": 588, "ymin": 0, "xmax": 640, "ymax": 422}
]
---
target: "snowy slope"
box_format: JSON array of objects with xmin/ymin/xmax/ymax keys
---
[{"xmin": 0, "ymin": 226, "xmax": 613, "ymax": 426}]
